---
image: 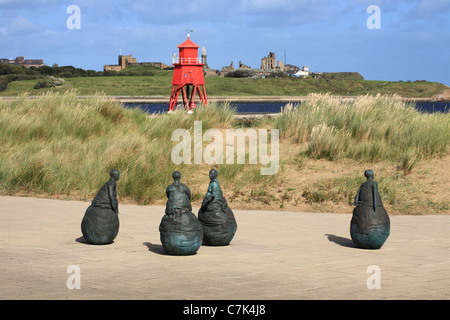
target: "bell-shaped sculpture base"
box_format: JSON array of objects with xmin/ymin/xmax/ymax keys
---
[
  {"xmin": 350, "ymin": 206, "xmax": 390, "ymax": 249},
  {"xmin": 159, "ymin": 212, "xmax": 203, "ymax": 255},
  {"xmin": 81, "ymin": 206, "xmax": 119, "ymax": 245},
  {"xmin": 198, "ymin": 205, "xmax": 237, "ymax": 246}
]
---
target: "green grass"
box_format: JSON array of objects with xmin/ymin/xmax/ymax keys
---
[
  {"xmin": 0, "ymin": 91, "xmax": 236, "ymax": 204},
  {"xmin": 299, "ymin": 169, "xmax": 448, "ymax": 215},
  {"xmin": 0, "ymin": 91, "xmax": 448, "ymax": 214},
  {"xmin": 0, "ymin": 68, "xmax": 447, "ymax": 97},
  {"xmin": 274, "ymin": 93, "xmax": 450, "ymax": 172}
]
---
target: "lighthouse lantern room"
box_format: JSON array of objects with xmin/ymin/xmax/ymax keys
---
[{"xmin": 169, "ymin": 32, "xmax": 208, "ymax": 112}]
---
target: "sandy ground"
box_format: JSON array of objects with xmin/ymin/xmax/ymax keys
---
[{"xmin": 1, "ymin": 196, "xmax": 449, "ymax": 300}]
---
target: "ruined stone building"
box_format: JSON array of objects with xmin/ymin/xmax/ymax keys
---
[
  {"xmin": 221, "ymin": 61, "xmax": 234, "ymax": 72},
  {"xmin": 239, "ymin": 61, "xmax": 251, "ymax": 69},
  {"xmin": 260, "ymin": 52, "xmax": 284, "ymax": 71},
  {"xmin": 104, "ymin": 54, "xmax": 137, "ymax": 71},
  {"xmin": 104, "ymin": 54, "xmax": 170, "ymax": 71}
]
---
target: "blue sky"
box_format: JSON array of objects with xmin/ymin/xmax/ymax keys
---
[{"xmin": 0, "ymin": 0, "xmax": 449, "ymax": 85}]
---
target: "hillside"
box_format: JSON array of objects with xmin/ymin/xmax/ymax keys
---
[{"xmin": 0, "ymin": 65, "xmax": 448, "ymax": 99}]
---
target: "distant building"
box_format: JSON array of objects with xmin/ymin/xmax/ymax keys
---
[
  {"xmin": 0, "ymin": 56, "xmax": 45, "ymax": 68},
  {"xmin": 239, "ymin": 61, "xmax": 251, "ymax": 69},
  {"xmin": 104, "ymin": 54, "xmax": 170, "ymax": 71},
  {"xmin": 201, "ymin": 46, "xmax": 219, "ymax": 77},
  {"xmin": 104, "ymin": 54, "xmax": 137, "ymax": 71},
  {"xmin": 201, "ymin": 47, "xmax": 209, "ymax": 70},
  {"xmin": 283, "ymin": 64, "xmax": 300, "ymax": 76},
  {"xmin": 293, "ymin": 65, "xmax": 310, "ymax": 77},
  {"xmin": 260, "ymin": 52, "xmax": 284, "ymax": 71},
  {"xmin": 221, "ymin": 61, "xmax": 234, "ymax": 72}
]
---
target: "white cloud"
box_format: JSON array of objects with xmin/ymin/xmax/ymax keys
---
[
  {"xmin": 0, "ymin": 0, "xmax": 60, "ymax": 9},
  {"xmin": 240, "ymin": 0, "xmax": 288, "ymax": 11},
  {"xmin": 408, "ymin": 0, "xmax": 450, "ymax": 18},
  {"xmin": 9, "ymin": 15, "xmax": 39, "ymax": 35}
]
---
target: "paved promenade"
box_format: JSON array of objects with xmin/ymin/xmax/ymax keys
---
[{"xmin": 1, "ymin": 196, "xmax": 449, "ymax": 300}]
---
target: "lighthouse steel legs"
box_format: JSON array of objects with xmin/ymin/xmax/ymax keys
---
[{"xmin": 169, "ymin": 83, "xmax": 207, "ymax": 112}]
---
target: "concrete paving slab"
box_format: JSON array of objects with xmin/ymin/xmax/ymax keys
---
[{"xmin": 0, "ymin": 196, "xmax": 449, "ymax": 300}]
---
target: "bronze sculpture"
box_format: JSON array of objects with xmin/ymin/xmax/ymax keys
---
[
  {"xmin": 350, "ymin": 169, "xmax": 390, "ymax": 249},
  {"xmin": 198, "ymin": 169, "xmax": 237, "ymax": 246},
  {"xmin": 81, "ymin": 169, "xmax": 120, "ymax": 245},
  {"xmin": 159, "ymin": 171, "xmax": 203, "ymax": 255}
]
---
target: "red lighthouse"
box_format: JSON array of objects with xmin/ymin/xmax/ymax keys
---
[{"xmin": 168, "ymin": 33, "xmax": 208, "ymax": 112}]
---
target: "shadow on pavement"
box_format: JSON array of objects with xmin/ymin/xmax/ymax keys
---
[
  {"xmin": 325, "ymin": 234, "xmax": 358, "ymax": 248},
  {"xmin": 143, "ymin": 242, "xmax": 168, "ymax": 255}
]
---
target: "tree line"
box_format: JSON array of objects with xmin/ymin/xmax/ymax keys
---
[{"xmin": 0, "ymin": 64, "xmax": 158, "ymax": 92}]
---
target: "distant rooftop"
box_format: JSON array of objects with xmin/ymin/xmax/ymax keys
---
[{"xmin": 0, "ymin": 56, "xmax": 45, "ymax": 68}]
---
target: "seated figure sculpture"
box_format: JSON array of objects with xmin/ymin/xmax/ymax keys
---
[
  {"xmin": 350, "ymin": 169, "xmax": 390, "ymax": 249},
  {"xmin": 81, "ymin": 169, "xmax": 120, "ymax": 245},
  {"xmin": 198, "ymin": 169, "xmax": 237, "ymax": 246},
  {"xmin": 159, "ymin": 171, "xmax": 203, "ymax": 255}
]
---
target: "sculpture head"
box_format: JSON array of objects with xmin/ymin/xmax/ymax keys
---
[
  {"xmin": 364, "ymin": 169, "xmax": 374, "ymax": 180},
  {"xmin": 110, "ymin": 169, "xmax": 120, "ymax": 181},
  {"xmin": 172, "ymin": 171, "xmax": 181, "ymax": 181},
  {"xmin": 209, "ymin": 169, "xmax": 218, "ymax": 180}
]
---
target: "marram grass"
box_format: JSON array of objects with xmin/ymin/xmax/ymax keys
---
[
  {"xmin": 274, "ymin": 93, "xmax": 450, "ymax": 171},
  {"xmin": 0, "ymin": 90, "xmax": 237, "ymax": 203},
  {"xmin": 0, "ymin": 91, "xmax": 448, "ymax": 214}
]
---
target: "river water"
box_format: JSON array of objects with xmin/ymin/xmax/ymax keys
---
[{"xmin": 124, "ymin": 101, "xmax": 449, "ymax": 114}]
